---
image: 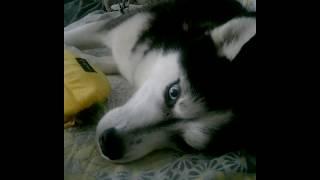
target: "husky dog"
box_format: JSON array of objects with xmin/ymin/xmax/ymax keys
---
[{"xmin": 64, "ymin": 0, "xmax": 256, "ymax": 163}]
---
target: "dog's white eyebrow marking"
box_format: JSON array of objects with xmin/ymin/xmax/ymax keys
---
[
  {"xmin": 171, "ymin": 75, "xmax": 206, "ymax": 119},
  {"xmin": 133, "ymin": 50, "xmax": 181, "ymax": 89},
  {"xmin": 179, "ymin": 111, "xmax": 233, "ymax": 150},
  {"xmin": 174, "ymin": 96, "xmax": 206, "ymax": 119}
]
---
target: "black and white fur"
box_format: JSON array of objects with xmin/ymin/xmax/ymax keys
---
[{"xmin": 64, "ymin": 0, "xmax": 256, "ymax": 163}]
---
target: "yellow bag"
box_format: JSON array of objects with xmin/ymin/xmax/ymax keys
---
[{"xmin": 64, "ymin": 50, "xmax": 111, "ymax": 128}]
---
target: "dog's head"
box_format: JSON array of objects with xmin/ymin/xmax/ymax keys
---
[{"xmin": 97, "ymin": 0, "xmax": 256, "ymax": 163}]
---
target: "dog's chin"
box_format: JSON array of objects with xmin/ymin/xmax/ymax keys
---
[
  {"xmin": 99, "ymin": 154, "xmax": 136, "ymax": 164},
  {"xmin": 99, "ymin": 151, "xmax": 155, "ymax": 164},
  {"xmin": 97, "ymin": 146, "xmax": 148, "ymax": 164}
]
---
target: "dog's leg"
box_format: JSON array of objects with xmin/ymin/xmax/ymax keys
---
[
  {"xmin": 64, "ymin": 20, "xmax": 120, "ymax": 75},
  {"xmin": 65, "ymin": 45, "xmax": 119, "ymax": 75},
  {"xmin": 64, "ymin": 20, "xmax": 107, "ymax": 50}
]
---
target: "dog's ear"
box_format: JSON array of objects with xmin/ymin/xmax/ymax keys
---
[{"xmin": 210, "ymin": 17, "xmax": 256, "ymax": 61}]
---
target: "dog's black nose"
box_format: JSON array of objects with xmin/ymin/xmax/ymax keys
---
[{"xmin": 99, "ymin": 128, "xmax": 124, "ymax": 160}]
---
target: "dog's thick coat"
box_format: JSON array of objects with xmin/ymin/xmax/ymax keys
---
[{"xmin": 64, "ymin": 0, "xmax": 256, "ymax": 163}]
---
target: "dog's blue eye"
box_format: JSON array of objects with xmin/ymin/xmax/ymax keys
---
[
  {"xmin": 165, "ymin": 80, "xmax": 181, "ymax": 107},
  {"xmin": 169, "ymin": 84, "xmax": 180, "ymax": 100}
]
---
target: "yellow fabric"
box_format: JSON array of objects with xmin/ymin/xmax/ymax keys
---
[{"xmin": 64, "ymin": 50, "xmax": 111, "ymax": 127}]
